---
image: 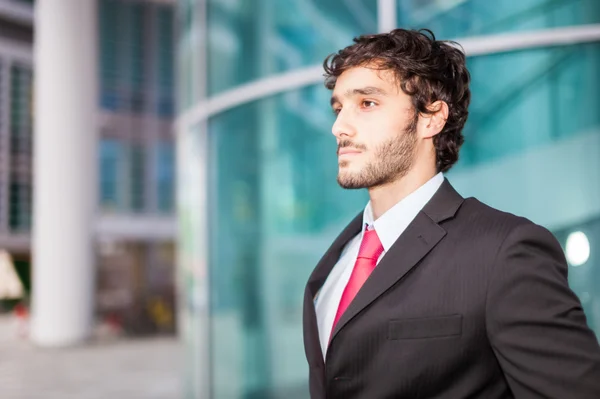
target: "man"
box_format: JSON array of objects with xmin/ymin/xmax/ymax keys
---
[{"xmin": 302, "ymin": 28, "xmax": 600, "ymax": 398}]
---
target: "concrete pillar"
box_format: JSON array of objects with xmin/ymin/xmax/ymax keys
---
[{"xmin": 30, "ymin": 0, "xmax": 97, "ymax": 346}]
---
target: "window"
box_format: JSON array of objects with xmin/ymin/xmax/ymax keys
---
[
  {"xmin": 99, "ymin": 138, "xmax": 125, "ymax": 210},
  {"xmin": 8, "ymin": 65, "xmax": 32, "ymax": 232},
  {"xmin": 99, "ymin": 0, "xmax": 122, "ymax": 111},
  {"xmin": 397, "ymin": 0, "xmax": 600, "ymax": 39},
  {"xmin": 155, "ymin": 140, "xmax": 174, "ymax": 212},
  {"xmin": 206, "ymin": 0, "xmax": 377, "ymax": 94},
  {"xmin": 156, "ymin": 6, "xmax": 175, "ymax": 117},
  {"xmin": 207, "ymin": 86, "xmax": 366, "ymax": 398},
  {"xmin": 130, "ymin": 143, "xmax": 146, "ymax": 212}
]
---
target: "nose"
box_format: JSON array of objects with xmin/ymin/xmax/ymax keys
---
[{"xmin": 331, "ymin": 110, "xmax": 356, "ymax": 139}]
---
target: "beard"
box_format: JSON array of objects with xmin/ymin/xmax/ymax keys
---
[{"xmin": 337, "ymin": 117, "xmax": 418, "ymax": 189}]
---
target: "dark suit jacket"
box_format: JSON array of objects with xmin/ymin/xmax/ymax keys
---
[{"xmin": 303, "ymin": 179, "xmax": 600, "ymax": 398}]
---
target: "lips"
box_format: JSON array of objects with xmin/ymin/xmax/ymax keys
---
[{"xmin": 338, "ymin": 148, "xmax": 362, "ymax": 156}]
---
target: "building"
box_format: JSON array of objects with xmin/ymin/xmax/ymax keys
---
[
  {"xmin": 0, "ymin": 0, "xmax": 177, "ymax": 335},
  {"xmin": 177, "ymin": 0, "xmax": 600, "ymax": 398}
]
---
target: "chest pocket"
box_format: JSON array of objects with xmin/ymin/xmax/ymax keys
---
[{"xmin": 388, "ymin": 314, "xmax": 462, "ymax": 340}]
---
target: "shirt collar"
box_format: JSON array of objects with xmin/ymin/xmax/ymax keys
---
[{"xmin": 362, "ymin": 172, "xmax": 445, "ymax": 252}]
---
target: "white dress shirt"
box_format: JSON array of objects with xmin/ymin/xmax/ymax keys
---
[{"xmin": 314, "ymin": 172, "xmax": 445, "ymax": 359}]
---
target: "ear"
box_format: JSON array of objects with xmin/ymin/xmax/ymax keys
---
[{"xmin": 422, "ymin": 101, "xmax": 449, "ymax": 139}]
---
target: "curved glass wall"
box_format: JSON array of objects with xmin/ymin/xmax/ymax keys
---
[
  {"xmin": 207, "ymin": 86, "xmax": 366, "ymax": 398},
  {"xmin": 178, "ymin": 1, "xmax": 600, "ymax": 397},
  {"xmin": 457, "ymin": 42, "xmax": 600, "ymax": 168},
  {"xmin": 397, "ymin": 0, "xmax": 600, "ymax": 38},
  {"xmin": 207, "ymin": 0, "xmax": 377, "ymax": 94}
]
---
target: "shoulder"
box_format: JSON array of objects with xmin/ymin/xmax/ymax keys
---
[
  {"xmin": 458, "ymin": 197, "xmax": 545, "ymax": 232},
  {"xmin": 458, "ymin": 197, "xmax": 564, "ymax": 262},
  {"xmin": 450, "ymin": 197, "xmax": 562, "ymax": 258}
]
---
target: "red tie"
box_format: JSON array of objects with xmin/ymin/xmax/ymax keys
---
[{"xmin": 330, "ymin": 228, "xmax": 384, "ymax": 337}]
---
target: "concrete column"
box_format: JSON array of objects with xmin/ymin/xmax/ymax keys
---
[{"xmin": 30, "ymin": 0, "xmax": 98, "ymax": 346}]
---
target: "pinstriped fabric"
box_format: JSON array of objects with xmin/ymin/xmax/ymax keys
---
[{"xmin": 304, "ymin": 180, "xmax": 600, "ymax": 399}]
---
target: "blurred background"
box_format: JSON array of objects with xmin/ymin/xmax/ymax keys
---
[{"xmin": 0, "ymin": 0, "xmax": 599, "ymax": 398}]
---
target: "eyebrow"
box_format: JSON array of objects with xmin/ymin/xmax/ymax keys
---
[{"xmin": 330, "ymin": 86, "xmax": 389, "ymax": 106}]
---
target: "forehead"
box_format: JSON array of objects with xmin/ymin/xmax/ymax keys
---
[{"xmin": 332, "ymin": 66, "xmax": 398, "ymax": 94}]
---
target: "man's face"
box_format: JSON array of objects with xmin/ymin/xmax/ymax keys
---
[{"xmin": 330, "ymin": 66, "xmax": 419, "ymax": 189}]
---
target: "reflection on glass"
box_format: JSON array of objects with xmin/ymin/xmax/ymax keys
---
[
  {"xmin": 99, "ymin": 138, "xmax": 124, "ymax": 210},
  {"xmin": 207, "ymin": 0, "xmax": 377, "ymax": 94},
  {"xmin": 455, "ymin": 42, "xmax": 600, "ymax": 169},
  {"xmin": 208, "ymin": 85, "xmax": 366, "ymax": 398},
  {"xmin": 397, "ymin": 0, "xmax": 600, "ymax": 38},
  {"xmin": 156, "ymin": 140, "xmax": 175, "ymax": 212}
]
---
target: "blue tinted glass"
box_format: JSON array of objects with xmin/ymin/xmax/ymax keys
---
[
  {"xmin": 130, "ymin": 144, "xmax": 146, "ymax": 211},
  {"xmin": 453, "ymin": 42, "xmax": 600, "ymax": 169},
  {"xmin": 208, "ymin": 85, "xmax": 366, "ymax": 397},
  {"xmin": 207, "ymin": 0, "xmax": 377, "ymax": 94},
  {"xmin": 99, "ymin": 0, "xmax": 122, "ymax": 111},
  {"xmin": 156, "ymin": 141, "xmax": 175, "ymax": 212},
  {"xmin": 397, "ymin": 0, "xmax": 600, "ymax": 38},
  {"xmin": 99, "ymin": 138, "xmax": 123, "ymax": 210},
  {"xmin": 157, "ymin": 7, "xmax": 175, "ymax": 117}
]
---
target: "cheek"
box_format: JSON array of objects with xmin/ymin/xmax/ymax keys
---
[{"xmin": 363, "ymin": 121, "xmax": 398, "ymax": 148}]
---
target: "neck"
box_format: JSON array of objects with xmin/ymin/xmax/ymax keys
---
[{"xmin": 368, "ymin": 166, "xmax": 438, "ymax": 220}]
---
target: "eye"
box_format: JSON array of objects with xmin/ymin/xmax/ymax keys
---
[
  {"xmin": 362, "ymin": 100, "xmax": 377, "ymax": 109},
  {"xmin": 332, "ymin": 107, "xmax": 342, "ymax": 115}
]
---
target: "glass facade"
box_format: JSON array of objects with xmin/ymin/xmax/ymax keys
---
[
  {"xmin": 458, "ymin": 42, "xmax": 600, "ymax": 168},
  {"xmin": 98, "ymin": 0, "xmax": 176, "ymax": 214},
  {"xmin": 206, "ymin": 0, "xmax": 377, "ymax": 94},
  {"xmin": 178, "ymin": 1, "xmax": 600, "ymax": 397},
  {"xmin": 155, "ymin": 140, "xmax": 175, "ymax": 212},
  {"xmin": 99, "ymin": 138, "xmax": 125, "ymax": 211},
  {"xmin": 99, "ymin": 0, "xmax": 175, "ymax": 116},
  {"xmin": 397, "ymin": 0, "xmax": 600, "ymax": 38},
  {"xmin": 8, "ymin": 64, "xmax": 32, "ymax": 232},
  {"xmin": 207, "ymin": 88, "xmax": 367, "ymax": 398}
]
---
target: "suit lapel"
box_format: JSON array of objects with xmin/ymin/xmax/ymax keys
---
[
  {"xmin": 304, "ymin": 212, "xmax": 363, "ymax": 367},
  {"xmin": 329, "ymin": 179, "xmax": 464, "ymax": 343}
]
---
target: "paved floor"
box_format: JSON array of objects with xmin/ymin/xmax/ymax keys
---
[{"xmin": 0, "ymin": 316, "xmax": 182, "ymax": 399}]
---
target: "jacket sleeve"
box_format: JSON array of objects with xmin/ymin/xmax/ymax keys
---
[{"xmin": 486, "ymin": 222, "xmax": 600, "ymax": 398}]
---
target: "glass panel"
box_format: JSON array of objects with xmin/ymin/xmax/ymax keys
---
[
  {"xmin": 447, "ymin": 43, "xmax": 600, "ymax": 336},
  {"xmin": 8, "ymin": 64, "xmax": 33, "ymax": 232},
  {"xmin": 99, "ymin": 138, "xmax": 125, "ymax": 211},
  {"xmin": 99, "ymin": 0, "xmax": 151, "ymax": 114},
  {"xmin": 130, "ymin": 143, "xmax": 146, "ymax": 212},
  {"xmin": 129, "ymin": 2, "xmax": 147, "ymax": 114},
  {"xmin": 177, "ymin": 0, "xmax": 206, "ymax": 111},
  {"xmin": 455, "ymin": 42, "xmax": 600, "ymax": 169},
  {"xmin": 397, "ymin": 0, "xmax": 600, "ymax": 38},
  {"xmin": 155, "ymin": 140, "xmax": 175, "ymax": 212},
  {"xmin": 9, "ymin": 182, "xmax": 31, "ymax": 231},
  {"xmin": 208, "ymin": 85, "xmax": 366, "ymax": 397},
  {"xmin": 157, "ymin": 6, "xmax": 175, "ymax": 118},
  {"xmin": 99, "ymin": 0, "xmax": 122, "ymax": 111},
  {"xmin": 206, "ymin": 0, "xmax": 377, "ymax": 94}
]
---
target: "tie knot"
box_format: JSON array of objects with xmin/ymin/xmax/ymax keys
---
[{"xmin": 357, "ymin": 229, "xmax": 384, "ymax": 260}]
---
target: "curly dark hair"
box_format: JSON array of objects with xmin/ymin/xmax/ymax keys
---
[{"xmin": 323, "ymin": 29, "xmax": 470, "ymax": 173}]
